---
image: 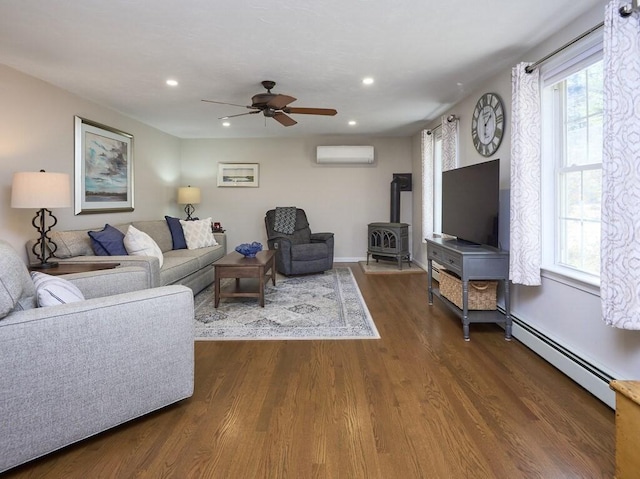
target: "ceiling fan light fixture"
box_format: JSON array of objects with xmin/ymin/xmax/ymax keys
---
[
  {"xmin": 348, "ymin": 120, "xmax": 357, "ymax": 126},
  {"xmin": 222, "ymin": 121, "xmax": 231, "ymax": 127},
  {"xmin": 362, "ymin": 77, "xmax": 374, "ymax": 85},
  {"xmin": 166, "ymin": 79, "xmax": 178, "ymax": 87},
  {"xmin": 202, "ymin": 80, "xmax": 337, "ymax": 127}
]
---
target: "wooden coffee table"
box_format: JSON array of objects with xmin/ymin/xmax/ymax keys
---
[{"xmin": 213, "ymin": 250, "xmax": 276, "ymax": 307}]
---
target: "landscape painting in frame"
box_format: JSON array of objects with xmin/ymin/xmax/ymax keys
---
[
  {"xmin": 217, "ymin": 163, "xmax": 259, "ymax": 187},
  {"xmin": 74, "ymin": 116, "xmax": 134, "ymax": 214}
]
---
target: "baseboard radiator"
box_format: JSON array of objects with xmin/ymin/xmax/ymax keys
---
[{"xmin": 509, "ymin": 313, "xmax": 615, "ymax": 408}]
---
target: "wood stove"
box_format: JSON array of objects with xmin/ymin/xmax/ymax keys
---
[
  {"xmin": 366, "ymin": 173, "xmax": 412, "ymax": 270},
  {"xmin": 367, "ymin": 222, "xmax": 410, "ymax": 269}
]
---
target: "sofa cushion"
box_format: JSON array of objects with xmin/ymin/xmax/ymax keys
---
[
  {"xmin": 159, "ymin": 254, "xmax": 200, "ymax": 285},
  {"xmin": 291, "ymin": 228, "xmax": 312, "ymax": 245},
  {"xmin": 291, "ymin": 243, "xmax": 328, "ymax": 262},
  {"xmin": 124, "ymin": 226, "xmax": 164, "ymax": 268},
  {"xmin": 180, "ymin": 218, "xmax": 218, "ymax": 249},
  {"xmin": 165, "ymin": 245, "xmax": 222, "ymax": 270},
  {"xmin": 50, "ymin": 230, "xmax": 94, "ymax": 258},
  {"xmin": 165, "ymin": 216, "xmax": 187, "ymax": 250},
  {"xmin": 31, "ymin": 271, "xmax": 85, "ymax": 307},
  {"xmin": 0, "ymin": 240, "xmax": 37, "ymax": 319},
  {"xmin": 132, "ymin": 221, "xmax": 173, "ymax": 253},
  {"xmin": 88, "ymin": 224, "xmax": 128, "ymax": 256}
]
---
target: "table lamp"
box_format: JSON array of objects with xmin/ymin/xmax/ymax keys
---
[
  {"xmin": 177, "ymin": 185, "xmax": 201, "ymax": 221},
  {"xmin": 11, "ymin": 170, "xmax": 71, "ymax": 269}
]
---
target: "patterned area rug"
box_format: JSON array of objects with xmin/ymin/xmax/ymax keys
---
[{"xmin": 194, "ymin": 267, "xmax": 379, "ymax": 340}]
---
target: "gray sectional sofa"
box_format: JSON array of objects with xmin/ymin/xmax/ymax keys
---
[
  {"xmin": 0, "ymin": 239, "xmax": 195, "ymax": 473},
  {"xmin": 26, "ymin": 219, "xmax": 227, "ymax": 294}
]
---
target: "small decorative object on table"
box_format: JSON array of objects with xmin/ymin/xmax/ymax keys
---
[
  {"xmin": 235, "ymin": 242, "xmax": 263, "ymax": 258},
  {"xmin": 212, "ymin": 221, "xmax": 225, "ymax": 233}
]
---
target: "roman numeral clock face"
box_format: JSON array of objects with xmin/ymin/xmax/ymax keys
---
[{"xmin": 471, "ymin": 92, "xmax": 505, "ymax": 157}]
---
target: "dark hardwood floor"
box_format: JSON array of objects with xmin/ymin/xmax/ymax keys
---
[{"xmin": 5, "ymin": 264, "xmax": 615, "ymax": 478}]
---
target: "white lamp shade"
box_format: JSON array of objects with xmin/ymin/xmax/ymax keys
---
[
  {"xmin": 177, "ymin": 186, "xmax": 201, "ymax": 205},
  {"xmin": 11, "ymin": 171, "xmax": 71, "ymax": 209}
]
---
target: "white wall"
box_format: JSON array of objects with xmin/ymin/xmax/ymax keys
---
[
  {"xmin": 412, "ymin": 1, "xmax": 636, "ymax": 407},
  {"xmin": 179, "ymin": 137, "xmax": 413, "ymax": 260},
  {"xmin": 0, "ymin": 64, "xmax": 183, "ymax": 257}
]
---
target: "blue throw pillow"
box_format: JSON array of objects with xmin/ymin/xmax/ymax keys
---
[
  {"xmin": 165, "ymin": 215, "xmax": 187, "ymax": 250},
  {"xmin": 88, "ymin": 224, "xmax": 128, "ymax": 256},
  {"xmin": 89, "ymin": 237, "xmax": 109, "ymax": 256}
]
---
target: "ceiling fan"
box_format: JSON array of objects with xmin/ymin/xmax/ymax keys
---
[{"xmin": 202, "ymin": 80, "xmax": 337, "ymax": 127}]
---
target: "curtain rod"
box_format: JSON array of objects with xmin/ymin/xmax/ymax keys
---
[
  {"xmin": 525, "ymin": 1, "xmax": 639, "ymax": 74},
  {"xmin": 524, "ymin": 22, "xmax": 603, "ymax": 73}
]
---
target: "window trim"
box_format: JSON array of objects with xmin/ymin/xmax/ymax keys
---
[{"xmin": 540, "ymin": 31, "xmax": 603, "ymax": 292}]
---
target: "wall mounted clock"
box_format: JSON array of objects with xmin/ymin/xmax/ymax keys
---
[{"xmin": 471, "ymin": 92, "xmax": 505, "ymax": 157}]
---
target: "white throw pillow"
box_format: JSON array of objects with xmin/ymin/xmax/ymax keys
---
[
  {"xmin": 180, "ymin": 217, "xmax": 219, "ymax": 249},
  {"xmin": 123, "ymin": 225, "xmax": 164, "ymax": 268},
  {"xmin": 31, "ymin": 272, "xmax": 85, "ymax": 307}
]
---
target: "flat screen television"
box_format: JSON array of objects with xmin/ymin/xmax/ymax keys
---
[{"xmin": 441, "ymin": 159, "xmax": 500, "ymax": 248}]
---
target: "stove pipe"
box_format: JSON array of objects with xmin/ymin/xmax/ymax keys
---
[{"xmin": 390, "ymin": 177, "xmax": 402, "ymax": 223}]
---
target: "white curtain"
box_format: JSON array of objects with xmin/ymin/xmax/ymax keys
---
[
  {"xmin": 510, "ymin": 62, "xmax": 542, "ymax": 286},
  {"xmin": 441, "ymin": 116, "xmax": 458, "ymax": 171},
  {"xmin": 601, "ymin": 1, "xmax": 640, "ymax": 329},
  {"xmin": 421, "ymin": 129, "xmax": 434, "ymax": 241}
]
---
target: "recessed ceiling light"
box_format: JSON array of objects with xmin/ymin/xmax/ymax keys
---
[
  {"xmin": 362, "ymin": 77, "xmax": 374, "ymax": 85},
  {"xmin": 166, "ymin": 79, "xmax": 178, "ymax": 87},
  {"xmin": 222, "ymin": 122, "xmax": 231, "ymax": 127},
  {"xmin": 348, "ymin": 120, "xmax": 357, "ymax": 126}
]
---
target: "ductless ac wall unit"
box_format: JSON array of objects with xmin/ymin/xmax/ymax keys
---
[{"xmin": 316, "ymin": 145, "xmax": 375, "ymax": 164}]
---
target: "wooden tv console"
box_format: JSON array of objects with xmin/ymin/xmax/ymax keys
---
[{"xmin": 426, "ymin": 236, "xmax": 511, "ymax": 341}]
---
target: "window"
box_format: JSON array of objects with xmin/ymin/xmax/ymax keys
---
[
  {"xmin": 542, "ymin": 40, "xmax": 603, "ymax": 283},
  {"xmin": 421, "ymin": 126, "xmax": 443, "ymax": 241}
]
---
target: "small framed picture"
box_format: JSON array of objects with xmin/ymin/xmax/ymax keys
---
[
  {"xmin": 217, "ymin": 163, "xmax": 259, "ymax": 187},
  {"xmin": 74, "ymin": 116, "xmax": 134, "ymax": 214}
]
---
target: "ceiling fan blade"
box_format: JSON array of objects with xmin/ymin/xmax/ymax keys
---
[
  {"xmin": 202, "ymin": 99, "xmax": 255, "ymax": 109},
  {"xmin": 218, "ymin": 111, "xmax": 261, "ymax": 120},
  {"xmin": 267, "ymin": 94, "xmax": 297, "ymax": 109},
  {"xmin": 283, "ymin": 107, "xmax": 337, "ymax": 116},
  {"xmin": 273, "ymin": 112, "xmax": 297, "ymax": 127}
]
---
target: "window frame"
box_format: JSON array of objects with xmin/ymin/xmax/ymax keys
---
[{"xmin": 539, "ymin": 31, "xmax": 603, "ymax": 294}]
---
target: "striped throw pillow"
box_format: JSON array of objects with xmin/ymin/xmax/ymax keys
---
[{"xmin": 31, "ymin": 272, "xmax": 85, "ymax": 307}]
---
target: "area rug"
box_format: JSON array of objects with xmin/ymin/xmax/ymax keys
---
[
  {"xmin": 359, "ymin": 260, "xmax": 424, "ymax": 275},
  {"xmin": 193, "ymin": 267, "xmax": 379, "ymax": 340}
]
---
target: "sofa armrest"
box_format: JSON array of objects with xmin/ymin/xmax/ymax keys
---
[
  {"xmin": 64, "ymin": 266, "xmax": 151, "ymax": 299},
  {"xmin": 268, "ymin": 236, "xmax": 292, "ymax": 256},
  {"xmin": 55, "ymin": 255, "xmax": 161, "ymax": 288},
  {"xmin": 213, "ymin": 233, "xmax": 227, "ymax": 253},
  {"xmin": 311, "ymin": 232, "xmax": 334, "ymax": 243},
  {"xmin": 0, "ymin": 285, "xmax": 194, "ymax": 473}
]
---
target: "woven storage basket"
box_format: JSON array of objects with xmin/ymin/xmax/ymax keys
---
[{"xmin": 439, "ymin": 269, "xmax": 497, "ymax": 310}]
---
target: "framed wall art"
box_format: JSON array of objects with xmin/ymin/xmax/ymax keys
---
[
  {"xmin": 74, "ymin": 116, "xmax": 134, "ymax": 214},
  {"xmin": 217, "ymin": 163, "xmax": 259, "ymax": 187}
]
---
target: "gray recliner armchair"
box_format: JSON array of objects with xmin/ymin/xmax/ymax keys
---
[{"xmin": 265, "ymin": 208, "xmax": 334, "ymax": 275}]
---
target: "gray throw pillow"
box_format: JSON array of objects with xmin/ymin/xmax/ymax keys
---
[{"xmin": 0, "ymin": 240, "xmax": 36, "ymax": 319}]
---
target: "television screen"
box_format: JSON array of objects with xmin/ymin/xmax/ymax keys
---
[{"xmin": 441, "ymin": 159, "xmax": 500, "ymax": 247}]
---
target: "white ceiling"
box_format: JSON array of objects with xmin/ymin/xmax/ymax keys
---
[{"xmin": 0, "ymin": 0, "xmax": 604, "ymax": 139}]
